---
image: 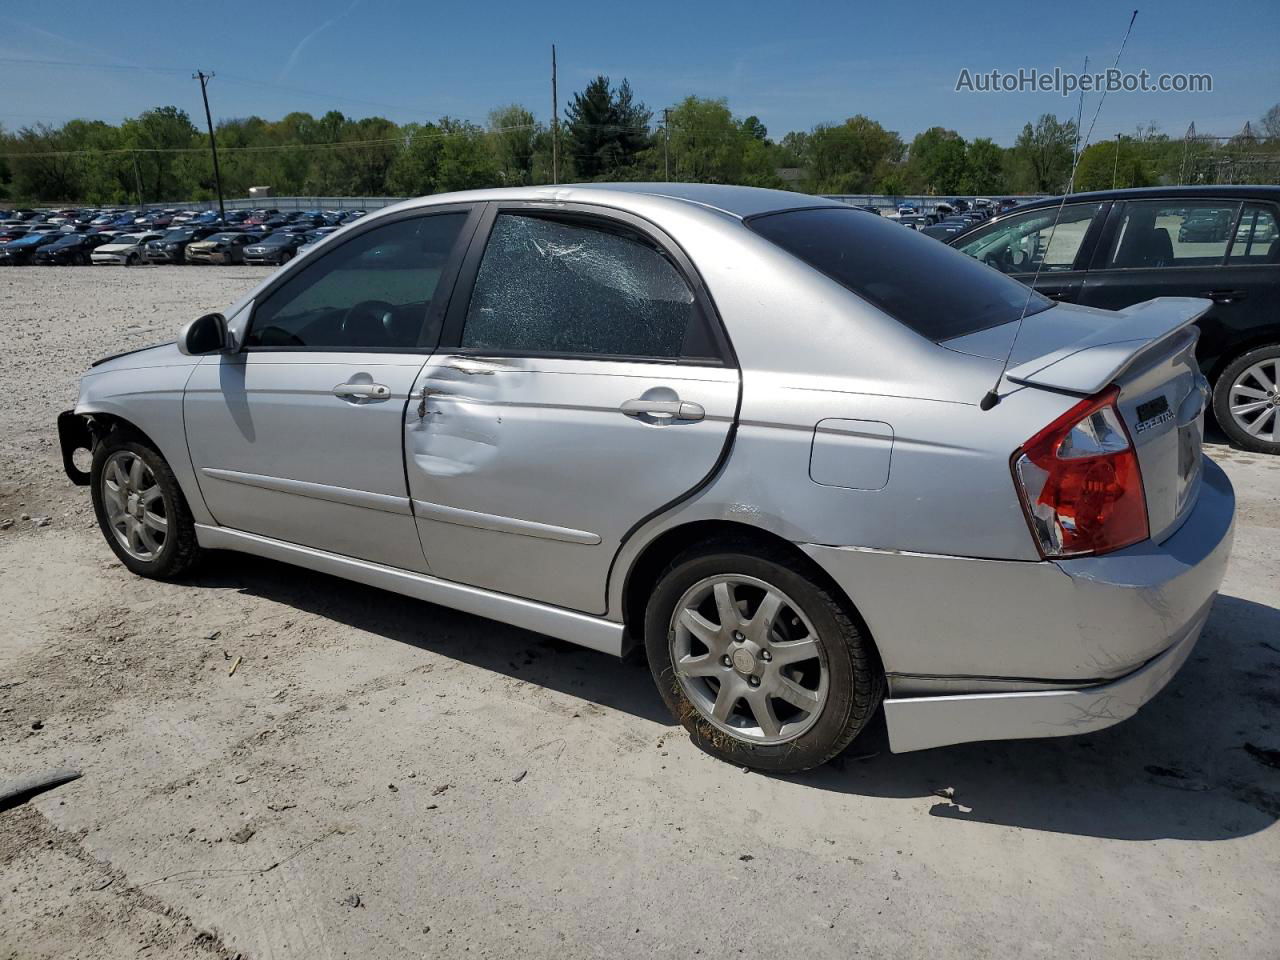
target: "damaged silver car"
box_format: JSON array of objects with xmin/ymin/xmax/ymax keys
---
[{"xmin": 57, "ymin": 184, "xmax": 1235, "ymax": 771}]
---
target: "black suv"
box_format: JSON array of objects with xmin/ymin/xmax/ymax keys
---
[{"xmin": 949, "ymin": 185, "xmax": 1280, "ymax": 454}]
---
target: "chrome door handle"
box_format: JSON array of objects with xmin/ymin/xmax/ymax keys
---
[
  {"xmin": 333, "ymin": 381, "xmax": 391, "ymax": 399},
  {"xmin": 620, "ymin": 398, "xmax": 705, "ymax": 421}
]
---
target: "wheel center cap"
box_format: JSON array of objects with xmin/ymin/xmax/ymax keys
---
[{"xmin": 731, "ymin": 648, "xmax": 757, "ymax": 674}]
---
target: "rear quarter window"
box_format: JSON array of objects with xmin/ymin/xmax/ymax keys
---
[{"xmin": 747, "ymin": 206, "xmax": 1051, "ymax": 341}]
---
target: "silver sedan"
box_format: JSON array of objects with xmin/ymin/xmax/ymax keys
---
[{"xmin": 57, "ymin": 184, "xmax": 1234, "ymax": 772}]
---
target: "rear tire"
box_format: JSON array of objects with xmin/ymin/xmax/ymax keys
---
[
  {"xmin": 644, "ymin": 543, "xmax": 883, "ymax": 773},
  {"xmin": 90, "ymin": 431, "xmax": 201, "ymax": 579},
  {"xmin": 1212, "ymin": 344, "xmax": 1280, "ymax": 455}
]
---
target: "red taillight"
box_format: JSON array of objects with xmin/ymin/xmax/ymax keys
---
[{"xmin": 1012, "ymin": 385, "xmax": 1148, "ymax": 558}]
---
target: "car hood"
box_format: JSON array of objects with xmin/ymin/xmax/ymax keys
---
[
  {"xmin": 88, "ymin": 341, "xmax": 189, "ymax": 374},
  {"xmin": 97, "ymin": 243, "xmax": 138, "ymax": 253}
]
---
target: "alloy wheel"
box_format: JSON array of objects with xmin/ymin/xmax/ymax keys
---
[
  {"xmin": 100, "ymin": 450, "xmax": 167, "ymax": 561},
  {"xmin": 1228, "ymin": 358, "xmax": 1280, "ymax": 443},
  {"xmin": 669, "ymin": 575, "xmax": 828, "ymax": 744}
]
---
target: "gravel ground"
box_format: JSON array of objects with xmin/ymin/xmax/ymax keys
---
[{"xmin": 1, "ymin": 264, "xmax": 1279, "ymax": 960}]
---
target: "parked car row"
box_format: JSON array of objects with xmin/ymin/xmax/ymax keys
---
[
  {"xmin": 886, "ymin": 197, "xmax": 1021, "ymax": 234},
  {"xmin": 0, "ymin": 206, "xmax": 365, "ymax": 266},
  {"xmin": 943, "ymin": 184, "xmax": 1280, "ymax": 455}
]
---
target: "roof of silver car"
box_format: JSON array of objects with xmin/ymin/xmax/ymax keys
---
[{"xmin": 403, "ymin": 182, "xmax": 845, "ymax": 220}]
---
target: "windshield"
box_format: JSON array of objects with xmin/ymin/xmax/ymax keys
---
[
  {"xmin": 747, "ymin": 206, "xmax": 1052, "ymax": 341},
  {"xmin": 163, "ymin": 228, "xmax": 195, "ymax": 240},
  {"xmin": 115, "ymin": 234, "xmax": 146, "ymax": 244},
  {"xmin": 205, "ymin": 233, "xmax": 241, "ymax": 243}
]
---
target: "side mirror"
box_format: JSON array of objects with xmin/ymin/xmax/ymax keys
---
[{"xmin": 178, "ymin": 312, "xmax": 230, "ymax": 356}]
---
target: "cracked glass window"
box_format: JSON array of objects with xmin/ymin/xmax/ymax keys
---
[{"xmin": 461, "ymin": 214, "xmax": 700, "ymax": 358}]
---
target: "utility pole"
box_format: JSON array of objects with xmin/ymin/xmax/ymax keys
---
[
  {"xmin": 132, "ymin": 154, "xmax": 143, "ymax": 208},
  {"xmin": 663, "ymin": 108, "xmax": 671, "ymax": 181},
  {"xmin": 550, "ymin": 45, "xmax": 559, "ymax": 185},
  {"xmin": 194, "ymin": 70, "xmax": 226, "ymax": 222},
  {"xmin": 1112, "ymin": 131, "xmax": 1121, "ymax": 188}
]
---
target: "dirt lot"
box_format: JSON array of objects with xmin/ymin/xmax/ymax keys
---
[{"xmin": 2, "ymin": 265, "xmax": 1279, "ymax": 960}]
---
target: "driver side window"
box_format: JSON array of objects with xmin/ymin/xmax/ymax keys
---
[
  {"xmin": 957, "ymin": 203, "xmax": 1100, "ymax": 275},
  {"xmin": 245, "ymin": 211, "xmax": 468, "ymax": 350}
]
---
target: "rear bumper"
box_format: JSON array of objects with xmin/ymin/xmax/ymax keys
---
[
  {"xmin": 882, "ymin": 602, "xmax": 1210, "ymax": 752},
  {"xmin": 802, "ymin": 455, "xmax": 1235, "ymax": 752}
]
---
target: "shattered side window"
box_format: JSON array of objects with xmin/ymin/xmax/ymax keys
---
[{"xmin": 461, "ymin": 214, "xmax": 700, "ymax": 359}]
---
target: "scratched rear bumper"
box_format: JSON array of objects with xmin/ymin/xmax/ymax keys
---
[{"xmin": 881, "ymin": 602, "xmax": 1209, "ymax": 752}]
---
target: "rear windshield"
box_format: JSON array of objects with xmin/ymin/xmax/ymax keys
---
[{"xmin": 747, "ymin": 206, "xmax": 1052, "ymax": 341}]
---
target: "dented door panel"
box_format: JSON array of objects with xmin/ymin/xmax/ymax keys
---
[{"xmin": 404, "ymin": 355, "xmax": 738, "ymax": 614}]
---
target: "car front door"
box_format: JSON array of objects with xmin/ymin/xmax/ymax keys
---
[
  {"xmin": 951, "ymin": 201, "xmax": 1107, "ymax": 303},
  {"xmin": 1078, "ymin": 199, "xmax": 1279, "ymax": 376},
  {"xmin": 184, "ymin": 206, "xmax": 477, "ymax": 571},
  {"xmin": 404, "ymin": 206, "xmax": 740, "ymax": 615}
]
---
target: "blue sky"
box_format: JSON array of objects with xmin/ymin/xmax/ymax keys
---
[{"xmin": 2, "ymin": 0, "xmax": 1276, "ymax": 146}]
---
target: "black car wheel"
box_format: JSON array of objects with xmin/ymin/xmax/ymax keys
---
[{"xmin": 1213, "ymin": 344, "xmax": 1280, "ymax": 455}]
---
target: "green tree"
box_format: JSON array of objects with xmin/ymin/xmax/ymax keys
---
[
  {"xmin": 564, "ymin": 75, "xmax": 652, "ymax": 179},
  {"xmin": 488, "ymin": 105, "xmax": 540, "ymax": 185},
  {"xmin": 1072, "ymin": 137, "xmax": 1154, "ymax": 191},
  {"xmin": 1013, "ymin": 114, "xmax": 1077, "ymax": 192},
  {"xmin": 962, "ymin": 137, "xmax": 1007, "ymax": 194},
  {"xmin": 435, "ymin": 118, "xmax": 499, "ymax": 192},
  {"xmin": 805, "ymin": 115, "xmax": 904, "ymax": 193},
  {"xmin": 120, "ymin": 106, "xmax": 200, "ymax": 201},
  {"xmin": 908, "ymin": 127, "xmax": 967, "ymax": 194},
  {"xmin": 661, "ymin": 96, "xmax": 779, "ymax": 187},
  {"xmin": 742, "ymin": 115, "xmax": 768, "ymax": 142}
]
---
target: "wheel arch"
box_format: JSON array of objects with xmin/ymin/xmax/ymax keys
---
[
  {"xmin": 1205, "ymin": 327, "xmax": 1280, "ymax": 385},
  {"xmin": 74, "ymin": 401, "xmax": 216, "ymax": 526},
  {"xmin": 620, "ymin": 519, "xmax": 882, "ymax": 671}
]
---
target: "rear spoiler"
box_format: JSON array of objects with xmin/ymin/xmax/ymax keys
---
[{"xmin": 1005, "ymin": 297, "xmax": 1210, "ymax": 395}]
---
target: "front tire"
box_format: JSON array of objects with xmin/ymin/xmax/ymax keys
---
[
  {"xmin": 644, "ymin": 544, "xmax": 883, "ymax": 772},
  {"xmin": 1212, "ymin": 345, "xmax": 1280, "ymax": 455},
  {"xmin": 90, "ymin": 433, "xmax": 201, "ymax": 579}
]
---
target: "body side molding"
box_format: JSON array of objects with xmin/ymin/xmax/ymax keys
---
[
  {"xmin": 410, "ymin": 498, "xmax": 602, "ymax": 545},
  {"xmin": 201, "ymin": 467, "xmax": 413, "ymax": 516}
]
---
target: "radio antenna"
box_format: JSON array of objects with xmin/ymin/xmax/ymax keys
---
[{"xmin": 980, "ymin": 9, "xmax": 1139, "ymax": 411}]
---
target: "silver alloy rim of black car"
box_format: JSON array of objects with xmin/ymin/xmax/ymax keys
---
[{"xmin": 1228, "ymin": 358, "xmax": 1280, "ymax": 443}]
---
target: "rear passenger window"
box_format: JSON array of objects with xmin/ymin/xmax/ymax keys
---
[
  {"xmin": 460, "ymin": 214, "xmax": 712, "ymax": 360},
  {"xmin": 1106, "ymin": 200, "xmax": 1240, "ymax": 269},
  {"xmin": 1228, "ymin": 204, "xmax": 1280, "ymax": 264}
]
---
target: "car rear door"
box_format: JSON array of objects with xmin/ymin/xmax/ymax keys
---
[
  {"xmin": 184, "ymin": 205, "xmax": 478, "ymax": 572},
  {"xmin": 403, "ymin": 204, "xmax": 740, "ymax": 615},
  {"xmin": 950, "ymin": 201, "xmax": 1108, "ymax": 304},
  {"xmin": 1075, "ymin": 198, "xmax": 1273, "ymax": 372}
]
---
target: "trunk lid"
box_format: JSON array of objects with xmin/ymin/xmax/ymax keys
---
[{"xmin": 945, "ymin": 297, "xmax": 1212, "ymax": 543}]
